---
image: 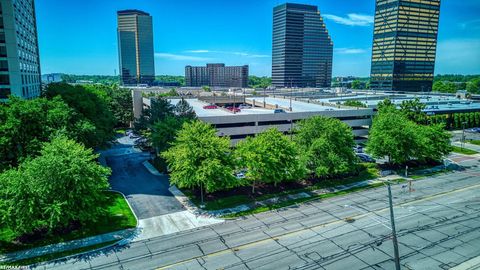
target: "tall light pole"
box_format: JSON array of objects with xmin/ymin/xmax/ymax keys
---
[
  {"xmin": 461, "ymin": 121, "xmax": 467, "ymax": 150},
  {"xmin": 387, "ymin": 181, "xmax": 401, "ymax": 270}
]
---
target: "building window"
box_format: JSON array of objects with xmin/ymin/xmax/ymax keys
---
[
  {"xmin": 0, "ymin": 60, "xmax": 7, "ymax": 71},
  {"xmin": 0, "ymin": 88, "xmax": 10, "ymax": 99},
  {"xmin": 0, "ymin": 46, "xmax": 6, "ymax": 57},
  {"xmin": 0, "ymin": 32, "xmax": 5, "ymax": 43},
  {"xmin": 0, "ymin": 74, "xmax": 9, "ymax": 85}
]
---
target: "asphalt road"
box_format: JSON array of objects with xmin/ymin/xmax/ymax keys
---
[
  {"xmin": 37, "ymin": 155, "xmax": 480, "ymax": 270},
  {"xmin": 106, "ymin": 136, "xmax": 184, "ymax": 219}
]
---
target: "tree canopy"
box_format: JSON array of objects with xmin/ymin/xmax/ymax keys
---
[
  {"xmin": 235, "ymin": 128, "xmax": 306, "ymax": 190},
  {"xmin": 295, "ymin": 116, "xmax": 357, "ymax": 178},
  {"xmin": 0, "ymin": 137, "xmax": 111, "ymax": 234},
  {"xmin": 162, "ymin": 121, "xmax": 238, "ymax": 200},
  {"xmin": 367, "ymin": 107, "xmax": 451, "ymax": 164},
  {"xmin": 0, "ymin": 96, "xmax": 97, "ymax": 171},
  {"xmin": 44, "ymin": 83, "xmax": 116, "ymax": 147}
]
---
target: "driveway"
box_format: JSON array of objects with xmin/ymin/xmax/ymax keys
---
[{"xmin": 105, "ymin": 136, "xmax": 185, "ymax": 219}]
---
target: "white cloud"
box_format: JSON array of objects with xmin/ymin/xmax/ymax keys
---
[
  {"xmin": 323, "ymin": 13, "xmax": 374, "ymax": 26},
  {"xmin": 335, "ymin": 48, "xmax": 368, "ymax": 54},
  {"xmin": 183, "ymin": 50, "xmax": 270, "ymax": 58},
  {"xmin": 154, "ymin": 53, "xmax": 213, "ymax": 61},
  {"xmin": 184, "ymin": 50, "xmax": 210, "ymax": 53}
]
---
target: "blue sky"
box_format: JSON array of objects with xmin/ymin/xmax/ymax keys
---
[{"xmin": 36, "ymin": 0, "xmax": 480, "ymax": 77}]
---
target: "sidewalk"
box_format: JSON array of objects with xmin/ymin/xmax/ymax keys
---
[
  {"xmin": 0, "ymin": 228, "xmax": 135, "ymax": 263},
  {"xmin": 205, "ymin": 175, "xmax": 402, "ymax": 217}
]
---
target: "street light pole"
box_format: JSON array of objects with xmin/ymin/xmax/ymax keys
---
[
  {"xmin": 387, "ymin": 182, "xmax": 401, "ymax": 270},
  {"xmin": 461, "ymin": 121, "xmax": 466, "ymax": 150}
]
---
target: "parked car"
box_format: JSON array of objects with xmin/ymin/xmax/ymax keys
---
[
  {"xmin": 239, "ymin": 104, "xmax": 252, "ymax": 109},
  {"xmin": 203, "ymin": 104, "xmax": 218, "ymax": 109},
  {"xmin": 235, "ymin": 172, "xmax": 246, "ymax": 179},
  {"xmin": 226, "ymin": 106, "xmax": 241, "ymax": 113},
  {"xmin": 129, "ymin": 134, "xmax": 140, "ymax": 139},
  {"xmin": 353, "ymin": 145, "xmax": 363, "ymax": 153},
  {"xmin": 357, "ymin": 153, "xmax": 376, "ymax": 163},
  {"xmin": 273, "ymin": 109, "xmax": 286, "ymax": 113}
]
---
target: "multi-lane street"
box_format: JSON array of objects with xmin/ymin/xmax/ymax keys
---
[{"xmin": 36, "ymin": 154, "xmax": 480, "ymax": 270}]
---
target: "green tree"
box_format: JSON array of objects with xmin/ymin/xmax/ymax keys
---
[
  {"xmin": 466, "ymin": 78, "xmax": 480, "ymax": 94},
  {"xmin": 366, "ymin": 111, "xmax": 420, "ymax": 164},
  {"xmin": 295, "ymin": 116, "xmax": 356, "ymax": 178},
  {"xmin": 399, "ymin": 98, "xmax": 427, "ymax": 124},
  {"xmin": 0, "ymin": 137, "xmax": 111, "ymax": 234},
  {"xmin": 248, "ymin": 76, "xmax": 272, "ymax": 89},
  {"xmin": 135, "ymin": 97, "xmax": 175, "ymax": 132},
  {"xmin": 162, "ymin": 121, "xmax": 237, "ymax": 203},
  {"xmin": 235, "ymin": 128, "xmax": 306, "ymax": 191},
  {"xmin": 351, "ymin": 80, "xmax": 361, "ymax": 89},
  {"xmin": 416, "ymin": 124, "xmax": 452, "ymax": 162},
  {"xmin": 175, "ymin": 98, "xmax": 196, "ymax": 119},
  {"xmin": 44, "ymin": 83, "xmax": 116, "ymax": 147},
  {"xmin": 151, "ymin": 116, "xmax": 186, "ymax": 154},
  {"xmin": 0, "ymin": 96, "xmax": 95, "ymax": 170},
  {"xmin": 107, "ymin": 87, "xmax": 133, "ymax": 127},
  {"xmin": 202, "ymin": 86, "xmax": 211, "ymax": 92},
  {"xmin": 377, "ymin": 98, "xmax": 396, "ymax": 113},
  {"xmin": 343, "ymin": 100, "xmax": 367, "ymax": 108}
]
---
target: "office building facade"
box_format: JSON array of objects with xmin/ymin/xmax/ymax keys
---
[
  {"xmin": 0, "ymin": 0, "xmax": 41, "ymax": 99},
  {"xmin": 370, "ymin": 0, "xmax": 441, "ymax": 92},
  {"xmin": 117, "ymin": 10, "xmax": 155, "ymax": 86},
  {"xmin": 185, "ymin": 64, "xmax": 248, "ymax": 88},
  {"xmin": 272, "ymin": 3, "xmax": 333, "ymax": 88}
]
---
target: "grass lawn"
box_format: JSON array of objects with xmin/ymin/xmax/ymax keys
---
[
  {"xmin": 223, "ymin": 181, "xmax": 395, "ymax": 218},
  {"xmin": 467, "ymin": 140, "xmax": 480, "ymax": 146},
  {"xmin": 452, "ymin": 145, "xmax": 479, "ymax": 155},
  {"xmin": 0, "ymin": 191, "xmax": 136, "ymax": 255},
  {"xmin": 185, "ymin": 163, "xmax": 380, "ymax": 211}
]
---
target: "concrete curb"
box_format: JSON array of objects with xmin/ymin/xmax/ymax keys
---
[{"xmin": 142, "ymin": 160, "xmax": 163, "ymax": 176}]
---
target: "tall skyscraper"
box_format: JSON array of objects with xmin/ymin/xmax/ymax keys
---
[
  {"xmin": 272, "ymin": 3, "xmax": 333, "ymax": 88},
  {"xmin": 185, "ymin": 64, "xmax": 249, "ymax": 88},
  {"xmin": 117, "ymin": 10, "xmax": 155, "ymax": 86},
  {"xmin": 0, "ymin": 0, "xmax": 41, "ymax": 100},
  {"xmin": 370, "ymin": 0, "xmax": 441, "ymax": 92}
]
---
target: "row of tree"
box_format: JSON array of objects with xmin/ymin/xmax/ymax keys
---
[
  {"xmin": 367, "ymin": 99, "xmax": 451, "ymax": 164},
  {"xmin": 161, "ymin": 116, "xmax": 360, "ymax": 202},
  {"xmin": 155, "ymin": 98, "xmax": 451, "ymax": 202},
  {"xmin": 0, "ymin": 83, "xmax": 131, "ymax": 235},
  {"xmin": 433, "ymin": 75, "xmax": 480, "ymax": 94}
]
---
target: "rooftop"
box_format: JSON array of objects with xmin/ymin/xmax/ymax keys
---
[{"xmin": 166, "ymin": 97, "xmax": 351, "ymax": 118}]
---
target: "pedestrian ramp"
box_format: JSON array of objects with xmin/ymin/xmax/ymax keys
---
[{"xmin": 133, "ymin": 210, "xmax": 223, "ymax": 242}]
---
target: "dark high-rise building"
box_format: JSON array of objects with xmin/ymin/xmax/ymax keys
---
[
  {"xmin": 370, "ymin": 0, "xmax": 441, "ymax": 92},
  {"xmin": 0, "ymin": 0, "xmax": 42, "ymax": 100},
  {"xmin": 272, "ymin": 3, "xmax": 333, "ymax": 88},
  {"xmin": 185, "ymin": 64, "xmax": 248, "ymax": 88},
  {"xmin": 117, "ymin": 10, "xmax": 155, "ymax": 86}
]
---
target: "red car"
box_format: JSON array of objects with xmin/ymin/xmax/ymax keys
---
[
  {"xmin": 203, "ymin": 104, "xmax": 218, "ymax": 109},
  {"xmin": 226, "ymin": 107, "xmax": 241, "ymax": 113}
]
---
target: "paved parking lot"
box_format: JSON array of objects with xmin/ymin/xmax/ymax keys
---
[{"xmin": 106, "ymin": 136, "xmax": 185, "ymax": 219}]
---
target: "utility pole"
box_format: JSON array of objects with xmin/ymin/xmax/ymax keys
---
[
  {"xmin": 461, "ymin": 121, "xmax": 466, "ymax": 150},
  {"xmin": 387, "ymin": 182, "xmax": 401, "ymax": 270}
]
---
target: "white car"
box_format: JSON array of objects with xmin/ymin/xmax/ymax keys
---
[{"xmin": 235, "ymin": 172, "xmax": 246, "ymax": 179}]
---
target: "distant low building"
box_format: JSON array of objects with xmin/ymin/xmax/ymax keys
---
[
  {"xmin": 41, "ymin": 73, "xmax": 63, "ymax": 84},
  {"xmin": 185, "ymin": 64, "xmax": 248, "ymax": 88}
]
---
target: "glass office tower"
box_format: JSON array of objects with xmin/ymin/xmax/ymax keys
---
[
  {"xmin": 117, "ymin": 10, "xmax": 155, "ymax": 86},
  {"xmin": 0, "ymin": 0, "xmax": 42, "ymax": 100},
  {"xmin": 370, "ymin": 0, "xmax": 441, "ymax": 92},
  {"xmin": 272, "ymin": 3, "xmax": 333, "ymax": 88}
]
